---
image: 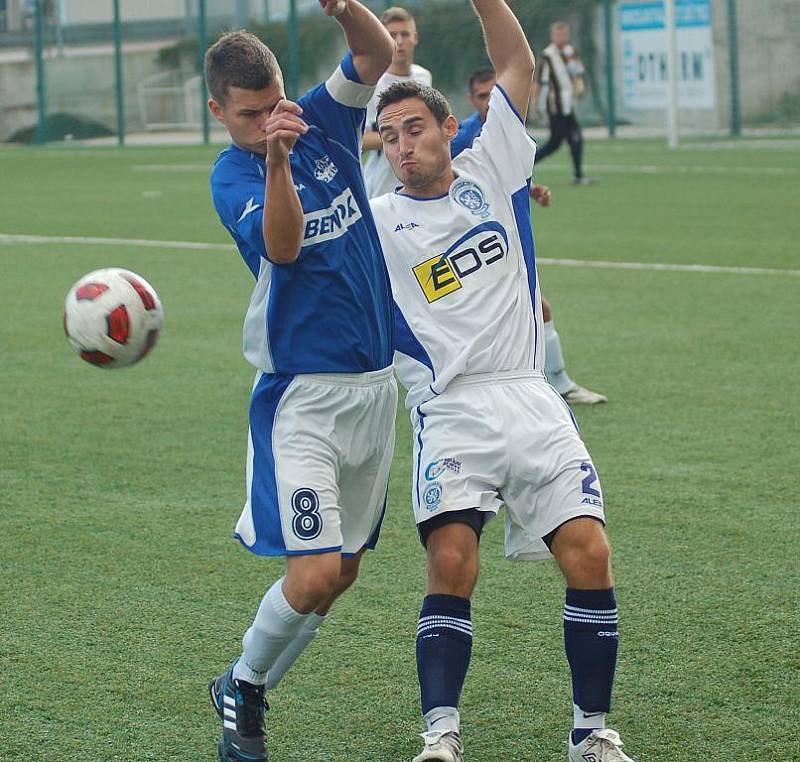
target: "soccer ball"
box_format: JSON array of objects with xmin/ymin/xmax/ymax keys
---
[{"xmin": 64, "ymin": 268, "xmax": 164, "ymax": 368}]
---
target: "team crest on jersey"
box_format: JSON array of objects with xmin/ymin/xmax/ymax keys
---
[
  {"xmin": 314, "ymin": 155, "xmax": 338, "ymax": 182},
  {"xmin": 452, "ymin": 179, "xmax": 490, "ymax": 219}
]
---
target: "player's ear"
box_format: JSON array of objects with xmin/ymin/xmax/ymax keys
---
[
  {"xmin": 208, "ymin": 98, "xmax": 225, "ymax": 122},
  {"xmin": 443, "ymin": 114, "xmax": 458, "ymax": 140}
]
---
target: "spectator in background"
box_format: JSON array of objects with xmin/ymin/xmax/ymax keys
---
[{"xmin": 532, "ymin": 21, "xmax": 595, "ymax": 185}]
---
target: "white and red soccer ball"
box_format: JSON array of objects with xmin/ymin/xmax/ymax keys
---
[{"xmin": 64, "ymin": 268, "xmax": 164, "ymax": 368}]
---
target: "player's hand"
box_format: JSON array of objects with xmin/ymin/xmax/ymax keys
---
[
  {"xmin": 319, "ymin": 0, "xmax": 348, "ymax": 17},
  {"xmin": 531, "ymin": 184, "xmax": 552, "ymax": 207},
  {"xmin": 263, "ymin": 99, "xmax": 307, "ymax": 164}
]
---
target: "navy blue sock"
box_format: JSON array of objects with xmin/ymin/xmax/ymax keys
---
[
  {"xmin": 416, "ymin": 594, "xmax": 472, "ymax": 715},
  {"xmin": 564, "ymin": 587, "xmax": 618, "ymax": 742}
]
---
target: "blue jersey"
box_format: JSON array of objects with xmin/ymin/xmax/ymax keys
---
[
  {"xmin": 210, "ymin": 54, "xmax": 394, "ymax": 375},
  {"xmin": 450, "ymin": 111, "xmax": 484, "ymax": 158}
]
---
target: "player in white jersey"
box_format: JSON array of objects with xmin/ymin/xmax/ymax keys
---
[
  {"xmin": 453, "ymin": 67, "xmax": 607, "ymax": 405},
  {"xmin": 362, "ymin": 6, "xmax": 432, "ymax": 198},
  {"xmin": 203, "ymin": 5, "xmax": 396, "ymax": 761},
  {"xmin": 371, "ymin": 1, "xmax": 635, "ymax": 760}
]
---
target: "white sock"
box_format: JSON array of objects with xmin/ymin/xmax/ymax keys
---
[
  {"xmin": 233, "ymin": 577, "xmax": 308, "ymax": 685},
  {"xmin": 424, "ymin": 706, "xmax": 460, "ymax": 734},
  {"xmin": 265, "ymin": 612, "xmax": 326, "ymax": 690},
  {"xmin": 573, "ymin": 702, "xmax": 606, "ymax": 731},
  {"xmin": 544, "ymin": 320, "xmax": 576, "ymax": 395}
]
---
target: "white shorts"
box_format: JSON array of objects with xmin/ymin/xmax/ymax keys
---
[
  {"xmin": 411, "ymin": 370, "xmax": 605, "ymax": 561},
  {"xmin": 236, "ymin": 367, "xmax": 397, "ymax": 557}
]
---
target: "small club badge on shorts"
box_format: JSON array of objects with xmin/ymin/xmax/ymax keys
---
[{"xmin": 422, "ymin": 481, "xmax": 443, "ymax": 512}]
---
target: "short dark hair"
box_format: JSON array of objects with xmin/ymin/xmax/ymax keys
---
[
  {"xmin": 468, "ymin": 67, "xmax": 496, "ymax": 93},
  {"xmin": 376, "ymin": 81, "xmax": 452, "ymax": 125},
  {"xmin": 381, "ymin": 6, "xmax": 416, "ymax": 28},
  {"xmin": 204, "ymin": 30, "xmax": 281, "ymax": 105}
]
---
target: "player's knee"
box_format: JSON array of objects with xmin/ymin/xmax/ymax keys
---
[
  {"xmin": 285, "ymin": 557, "xmax": 342, "ymax": 609},
  {"xmin": 335, "ymin": 561, "xmax": 361, "ymax": 595},
  {"xmin": 581, "ymin": 534, "xmax": 611, "ymax": 576},
  {"xmin": 428, "ymin": 543, "xmax": 478, "ymax": 592}
]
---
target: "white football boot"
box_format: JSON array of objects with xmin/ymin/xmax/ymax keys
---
[
  {"xmin": 563, "ymin": 385, "xmax": 608, "ymax": 405},
  {"xmin": 568, "ymin": 729, "xmax": 635, "ymax": 761},
  {"xmin": 412, "ymin": 730, "xmax": 464, "ymax": 762}
]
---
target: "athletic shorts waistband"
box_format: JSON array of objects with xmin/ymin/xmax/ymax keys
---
[
  {"xmin": 446, "ymin": 369, "xmax": 545, "ymax": 389},
  {"xmin": 298, "ymin": 365, "xmax": 395, "ymax": 387}
]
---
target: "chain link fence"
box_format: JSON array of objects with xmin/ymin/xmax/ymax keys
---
[{"xmin": 1, "ymin": 0, "xmax": 797, "ymax": 146}]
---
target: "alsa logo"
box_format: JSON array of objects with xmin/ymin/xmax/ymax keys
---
[
  {"xmin": 302, "ymin": 188, "xmax": 362, "ymax": 246},
  {"xmin": 395, "ymin": 222, "xmax": 421, "ymax": 232},
  {"xmin": 413, "ymin": 222, "xmax": 508, "ymax": 304}
]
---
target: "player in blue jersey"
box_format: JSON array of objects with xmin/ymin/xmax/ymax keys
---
[
  {"xmin": 371, "ymin": 1, "xmax": 634, "ymax": 760},
  {"xmin": 453, "ymin": 67, "xmax": 608, "ymax": 406},
  {"xmin": 203, "ymin": 4, "xmax": 396, "ymax": 760}
]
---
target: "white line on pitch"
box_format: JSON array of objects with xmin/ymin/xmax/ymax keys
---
[
  {"xmin": 539, "ymin": 163, "xmax": 797, "ymax": 177},
  {"xmin": 0, "ymin": 233, "xmax": 231, "ymax": 251},
  {"xmin": 132, "ymin": 161, "xmax": 798, "ymax": 176},
  {"xmin": 131, "ymin": 164, "xmax": 211, "ymax": 172},
  {"xmin": 536, "ymin": 257, "xmax": 800, "ymax": 277},
  {"xmin": 1, "ymin": 233, "xmax": 798, "ymax": 277}
]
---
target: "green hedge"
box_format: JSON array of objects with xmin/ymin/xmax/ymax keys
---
[{"xmin": 159, "ymin": 0, "xmax": 604, "ymax": 113}]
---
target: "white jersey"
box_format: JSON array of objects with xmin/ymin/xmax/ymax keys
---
[
  {"xmin": 371, "ymin": 85, "xmax": 544, "ymax": 410},
  {"xmin": 363, "ymin": 64, "xmax": 433, "ymax": 198}
]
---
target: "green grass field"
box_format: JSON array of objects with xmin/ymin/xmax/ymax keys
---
[{"xmin": 1, "ymin": 138, "xmax": 798, "ymax": 761}]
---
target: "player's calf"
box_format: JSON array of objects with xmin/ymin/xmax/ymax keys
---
[{"xmin": 549, "ymin": 519, "xmax": 620, "ymax": 751}]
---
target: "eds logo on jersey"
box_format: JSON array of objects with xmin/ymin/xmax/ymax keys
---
[{"xmin": 412, "ymin": 222, "xmax": 509, "ymax": 303}]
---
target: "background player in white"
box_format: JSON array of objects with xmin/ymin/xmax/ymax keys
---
[
  {"xmin": 204, "ymin": 5, "xmax": 396, "ymax": 760},
  {"xmin": 371, "ymin": 1, "xmax": 634, "ymax": 760},
  {"xmin": 453, "ymin": 67, "xmax": 607, "ymax": 405},
  {"xmin": 362, "ymin": 6, "xmax": 432, "ymax": 198}
]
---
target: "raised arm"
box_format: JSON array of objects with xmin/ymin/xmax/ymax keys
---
[
  {"xmin": 470, "ymin": 0, "xmax": 535, "ymax": 119},
  {"xmin": 323, "ymin": 0, "xmax": 393, "ymax": 85}
]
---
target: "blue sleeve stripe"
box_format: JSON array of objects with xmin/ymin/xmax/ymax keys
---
[
  {"xmin": 494, "ymin": 83, "xmax": 525, "ymax": 125},
  {"xmin": 341, "ymin": 51, "xmax": 362, "ymax": 84}
]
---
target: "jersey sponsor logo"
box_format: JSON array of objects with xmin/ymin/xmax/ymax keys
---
[
  {"xmin": 424, "ymin": 457, "xmax": 462, "ymax": 481},
  {"xmin": 422, "ymin": 481, "xmax": 443, "ymax": 511},
  {"xmin": 452, "ymin": 179, "xmax": 490, "ymax": 219},
  {"xmin": 412, "ymin": 222, "xmax": 509, "ymax": 303},
  {"xmin": 314, "ymin": 155, "xmax": 338, "ymax": 182},
  {"xmin": 294, "ymin": 183, "xmax": 306, "ymax": 192},
  {"xmin": 236, "ymin": 197, "xmax": 261, "ymax": 223},
  {"xmin": 302, "ymin": 188, "xmax": 363, "ymax": 246},
  {"xmin": 395, "ymin": 222, "xmax": 421, "ymax": 232}
]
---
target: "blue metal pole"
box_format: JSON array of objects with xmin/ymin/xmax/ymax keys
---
[
  {"xmin": 33, "ymin": 0, "xmax": 47, "ymax": 144},
  {"xmin": 113, "ymin": 0, "xmax": 125, "ymax": 146},
  {"xmin": 199, "ymin": 0, "xmax": 210, "ymax": 144},
  {"xmin": 604, "ymin": 0, "xmax": 616, "ymax": 137},
  {"xmin": 288, "ymin": 0, "xmax": 299, "ymax": 100},
  {"xmin": 727, "ymin": 0, "xmax": 741, "ymax": 136}
]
